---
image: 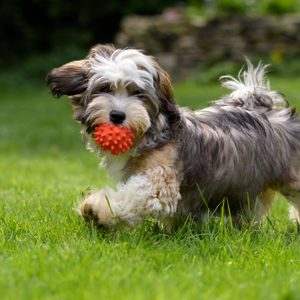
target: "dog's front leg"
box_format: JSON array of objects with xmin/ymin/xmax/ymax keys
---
[{"xmin": 79, "ymin": 166, "xmax": 181, "ymax": 228}]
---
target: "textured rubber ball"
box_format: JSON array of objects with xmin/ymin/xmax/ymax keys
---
[{"xmin": 93, "ymin": 124, "xmax": 135, "ymax": 155}]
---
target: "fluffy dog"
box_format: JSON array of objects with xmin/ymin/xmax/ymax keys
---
[{"xmin": 47, "ymin": 44, "xmax": 300, "ymax": 229}]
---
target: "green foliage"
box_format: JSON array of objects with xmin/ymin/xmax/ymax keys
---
[
  {"xmin": 175, "ymin": 55, "xmax": 300, "ymax": 87},
  {"xmin": 1, "ymin": 0, "xmax": 299, "ymax": 69},
  {"xmin": 2, "ymin": 47, "xmax": 88, "ymax": 87},
  {"xmin": 215, "ymin": 0, "xmax": 249, "ymax": 14},
  {"xmin": 260, "ymin": 0, "xmax": 298, "ymax": 15},
  {"xmin": 187, "ymin": 0, "xmax": 300, "ymax": 15},
  {"xmin": 0, "ymin": 0, "xmax": 174, "ymax": 68},
  {"xmin": 124, "ymin": 0, "xmax": 176, "ymax": 14}
]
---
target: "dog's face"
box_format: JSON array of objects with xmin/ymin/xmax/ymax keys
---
[{"xmin": 47, "ymin": 44, "xmax": 180, "ymax": 153}]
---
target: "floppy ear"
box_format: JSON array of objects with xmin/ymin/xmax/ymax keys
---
[
  {"xmin": 156, "ymin": 66, "xmax": 174, "ymax": 102},
  {"xmin": 46, "ymin": 60, "xmax": 89, "ymax": 98},
  {"xmin": 155, "ymin": 64, "xmax": 180, "ymax": 125}
]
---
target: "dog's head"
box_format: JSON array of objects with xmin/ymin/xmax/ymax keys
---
[{"xmin": 47, "ymin": 44, "xmax": 180, "ymax": 154}]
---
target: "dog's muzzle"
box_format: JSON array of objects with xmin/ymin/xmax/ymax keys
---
[{"xmin": 110, "ymin": 110, "xmax": 126, "ymax": 125}]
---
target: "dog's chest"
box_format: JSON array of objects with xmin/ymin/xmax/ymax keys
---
[{"xmin": 102, "ymin": 152, "xmax": 132, "ymax": 182}]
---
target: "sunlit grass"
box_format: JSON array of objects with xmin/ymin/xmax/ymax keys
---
[{"xmin": 1, "ymin": 75, "xmax": 300, "ymax": 299}]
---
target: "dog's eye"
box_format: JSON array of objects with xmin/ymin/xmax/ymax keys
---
[
  {"xmin": 131, "ymin": 90, "xmax": 143, "ymax": 98},
  {"xmin": 99, "ymin": 87, "xmax": 112, "ymax": 94}
]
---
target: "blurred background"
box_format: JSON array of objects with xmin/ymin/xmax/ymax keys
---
[
  {"xmin": 1, "ymin": 0, "xmax": 300, "ymax": 161},
  {"xmin": 1, "ymin": 0, "xmax": 300, "ymax": 84}
]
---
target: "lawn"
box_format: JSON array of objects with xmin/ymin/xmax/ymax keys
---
[{"xmin": 1, "ymin": 74, "xmax": 300, "ymax": 300}]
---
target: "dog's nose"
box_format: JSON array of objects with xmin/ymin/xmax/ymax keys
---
[{"xmin": 109, "ymin": 110, "xmax": 126, "ymax": 124}]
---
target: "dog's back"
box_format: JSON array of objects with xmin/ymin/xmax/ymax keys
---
[{"xmin": 176, "ymin": 61, "xmax": 300, "ymax": 223}]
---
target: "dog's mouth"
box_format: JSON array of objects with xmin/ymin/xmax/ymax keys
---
[
  {"xmin": 89, "ymin": 122, "xmax": 135, "ymax": 135},
  {"xmin": 92, "ymin": 123, "xmax": 136, "ymax": 155}
]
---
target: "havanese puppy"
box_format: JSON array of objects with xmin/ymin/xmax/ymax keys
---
[{"xmin": 47, "ymin": 44, "xmax": 300, "ymax": 229}]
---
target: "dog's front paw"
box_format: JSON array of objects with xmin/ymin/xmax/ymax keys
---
[
  {"xmin": 80, "ymin": 200, "xmax": 99, "ymax": 223},
  {"xmin": 79, "ymin": 190, "xmax": 117, "ymax": 227}
]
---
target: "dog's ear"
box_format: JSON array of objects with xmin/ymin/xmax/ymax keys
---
[
  {"xmin": 46, "ymin": 60, "xmax": 89, "ymax": 98},
  {"xmin": 156, "ymin": 65, "xmax": 174, "ymax": 102},
  {"xmin": 155, "ymin": 64, "xmax": 180, "ymax": 124}
]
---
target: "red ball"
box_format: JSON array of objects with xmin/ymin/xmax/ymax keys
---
[{"xmin": 93, "ymin": 124, "xmax": 135, "ymax": 155}]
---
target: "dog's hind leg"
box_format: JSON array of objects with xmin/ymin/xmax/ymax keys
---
[
  {"xmin": 230, "ymin": 189, "xmax": 275, "ymax": 227},
  {"xmin": 278, "ymin": 171, "xmax": 300, "ymax": 224},
  {"xmin": 245, "ymin": 189, "xmax": 275, "ymax": 225},
  {"xmin": 281, "ymin": 182, "xmax": 300, "ymax": 224}
]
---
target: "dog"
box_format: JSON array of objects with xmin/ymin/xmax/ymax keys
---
[{"xmin": 47, "ymin": 44, "xmax": 300, "ymax": 229}]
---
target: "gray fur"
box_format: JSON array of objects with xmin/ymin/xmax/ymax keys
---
[
  {"xmin": 47, "ymin": 46, "xmax": 300, "ymax": 225},
  {"xmin": 176, "ymin": 105, "xmax": 300, "ymax": 219},
  {"xmin": 172, "ymin": 63, "xmax": 300, "ymax": 220}
]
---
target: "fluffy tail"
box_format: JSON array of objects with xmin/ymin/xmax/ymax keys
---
[{"xmin": 215, "ymin": 59, "xmax": 288, "ymax": 110}]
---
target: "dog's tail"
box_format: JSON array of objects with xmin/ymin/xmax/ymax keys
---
[{"xmin": 216, "ymin": 59, "xmax": 288, "ymax": 110}]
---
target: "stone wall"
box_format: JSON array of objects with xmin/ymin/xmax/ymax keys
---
[{"xmin": 115, "ymin": 14, "xmax": 300, "ymax": 79}]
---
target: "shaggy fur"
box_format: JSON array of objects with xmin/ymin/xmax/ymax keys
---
[{"xmin": 47, "ymin": 44, "xmax": 300, "ymax": 228}]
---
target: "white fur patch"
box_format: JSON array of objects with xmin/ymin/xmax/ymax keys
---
[
  {"xmin": 267, "ymin": 108, "xmax": 294, "ymax": 123},
  {"xmin": 219, "ymin": 59, "xmax": 286, "ymax": 108},
  {"xmin": 89, "ymin": 49, "xmax": 157, "ymax": 90},
  {"xmin": 101, "ymin": 151, "xmax": 132, "ymax": 181},
  {"xmin": 221, "ymin": 60, "xmax": 269, "ymax": 95},
  {"xmin": 80, "ymin": 163, "xmax": 181, "ymax": 227},
  {"xmin": 105, "ymin": 174, "xmax": 162, "ymax": 226}
]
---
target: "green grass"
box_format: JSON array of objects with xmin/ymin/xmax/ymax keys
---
[{"xmin": 1, "ymin": 75, "xmax": 300, "ymax": 300}]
